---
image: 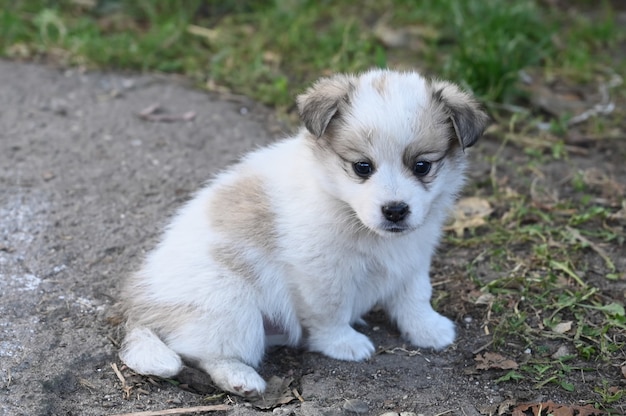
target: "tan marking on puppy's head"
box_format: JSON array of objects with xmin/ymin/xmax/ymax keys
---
[
  {"xmin": 208, "ymin": 175, "xmax": 276, "ymax": 252},
  {"xmin": 296, "ymin": 74, "xmax": 356, "ymax": 138},
  {"xmin": 371, "ymin": 72, "xmax": 388, "ymax": 96},
  {"xmin": 429, "ymin": 80, "xmax": 490, "ymax": 150},
  {"xmin": 295, "ymin": 70, "xmax": 489, "ymax": 235}
]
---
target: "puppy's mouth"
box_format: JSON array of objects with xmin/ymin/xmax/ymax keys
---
[{"xmin": 380, "ymin": 223, "xmax": 412, "ymax": 234}]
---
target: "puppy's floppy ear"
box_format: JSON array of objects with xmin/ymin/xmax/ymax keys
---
[
  {"xmin": 297, "ymin": 74, "xmax": 355, "ymax": 138},
  {"xmin": 431, "ymin": 81, "xmax": 490, "ymax": 150}
]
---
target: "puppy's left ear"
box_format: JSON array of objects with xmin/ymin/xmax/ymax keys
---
[
  {"xmin": 297, "ymin": 74, "xmax": 355, "ymax": 138},
  {"xmin": 431, "ymin": 81, "xmax": 490, "ymax": 150}
]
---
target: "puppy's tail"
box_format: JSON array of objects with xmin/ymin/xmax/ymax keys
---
[{"xmin": 119, "ymin": 327, "xmax": 183, "ymax": 378}]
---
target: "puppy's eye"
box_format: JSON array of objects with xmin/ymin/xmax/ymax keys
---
[
  {"xmin": 413, "ymin": 160, "xmax": 431, "ymax": 177},
  {"xmin": 353, "ymin": 161, "xmax": 374, "ymax": 178}
]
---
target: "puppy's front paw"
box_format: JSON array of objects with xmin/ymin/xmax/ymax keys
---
[
  {"xmin": 309, "ymin": 327, "xmax": 375, "ymax": 361},
  {"xmin": 227, "ymin": 370, "xmax": 266, "ymax": 397},
  {"xmin": 404, "ymin": 312, "xmax": 456, "ymax": 350},
  {"xmin": 202, "ymin": 359, "xmax": 266, "ymax": 397}
]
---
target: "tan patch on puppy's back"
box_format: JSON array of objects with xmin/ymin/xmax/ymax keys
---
[
  {"xmin": 128, "ymin": 301, "xmax": 201, "ymax": 336},
  {"xmin": 208, "ymin": 176, "xmax": 276, "ymax": 251},
  {"xmin": 211, "ymin": 244, "xmax": 256, "ymax": 281},
  {"xmin": 123, "ymin": 271, "xmax": 203, "ymax": 335}
]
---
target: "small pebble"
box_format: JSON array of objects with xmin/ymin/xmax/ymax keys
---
[
  {"xmin": 551, "ymin": 345, "xmax": 570, "ymax": 359},
  {"xmin": 379, "ymin": 412, "xmax": 399, "ymax": 416},
  {"xmin": 42, "ymin": 171, "xmax": 55, "ymax": 181},
  {"xmin": 49, "ymin": 98, "xmax": 69, "ymax": 115},
  {"xmin": 344, "ymin": 398, "xmax": 369, "ymax": 414},
  {"xmin": 273, "ymin": 407, "xmax": 294, "ymax": 416}
]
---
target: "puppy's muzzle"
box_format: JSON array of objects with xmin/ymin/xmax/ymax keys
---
[{"xmin": 381, "ymin": 202, "xmax": 410, "ymax": 223}]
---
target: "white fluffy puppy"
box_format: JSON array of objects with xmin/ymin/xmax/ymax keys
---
[{"xmin": 120, "ymin": 69, "xmax": 489, "ymax": 397}]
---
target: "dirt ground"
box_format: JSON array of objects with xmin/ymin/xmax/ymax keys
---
[{"xmin": 0, "ymin": 60, "xmax": 624, "ymax": 416}]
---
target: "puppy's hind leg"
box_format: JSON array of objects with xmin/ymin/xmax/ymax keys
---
[
  {"xmin": 120, "ymin": 326, "xmax": 184, "ymax": 378},
  {"xmin": 166, "ymin": 302, "xmax": 268, "ymax": 396}
]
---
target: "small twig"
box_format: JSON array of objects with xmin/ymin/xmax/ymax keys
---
[
  {"xmin": 108, "ymin": 334, "xmax": 121, "ymax": 348},
  {"xmin": 111, "ymin": 362, "xmax": 134, "ymax": 399},
  {"xmin": 380, "ymin": 347, "xmax": 431, "ymax": 362},
  {"xmin": 292, "ymin": 388, "xmax": 305, "ymax": 403},
  {"xmin": 111, "ymin": 363, "xmax": 126, "ymax": 386},
  {"xmin": 433, "ymin": 410, "xmax": 454, "ymax": 416},
  {"xmin": 472, "ymin": 340, "xmax": 494, "ymax": 355},
  {"xmin": 138, "ymin": 103, "xmax": 161, "ymax": 118},
  {"xmin": 567, "ymin": 72, "xmax": 622, "ymax": 126},
  {"xmin": 137, "ymin": 103, "xmax": 196, "ymax": 122},
  {"xmin": 565, "ymin": 226, "xmax": 615, "ymax": 272},
  {"xmin": 144, "ymin": 111, "xmax": 197, "ymax": 122},
  {"xmin": 110, "ymin": 405, "xmax": 231, "ymax": 416},
  {"xmin": 550, "ymin": 260, "xmax": 587, "ymax": 288}
]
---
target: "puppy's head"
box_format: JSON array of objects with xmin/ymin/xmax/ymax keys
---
[{"xmin": 297, "ymin": 69, "xmax": 489, "ymax": 237}]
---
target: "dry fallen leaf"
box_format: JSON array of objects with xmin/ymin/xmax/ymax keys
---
[
  {"xmin": 498, "ymin": 399, "xmax": 516, "ymax": 416},
  {"xmin": 511, "ymin": 400, "xmax": 603, "ymax": 416},
  {"xmin": 477, "ymin": 400, "xmax": 516, "ymax": 416},
  {"xmin": 551, "ymin": 345, "xmax": 571, "ymax": 359},
  {"xmin": 373, "ymin": 14, "xmax": 438, "ymax": 51},
  {"xmin": 527, "ymin": 85, "xmax": 587, "ymax": 118},
  {"xmin": 475, "ymin": 292, "xmax": 495, "ymax": 305},
  {"xmin": 581, "ymin": 168, "xmax": 625, "ymax": 199},
  {"xmin": 475, "ymin": 352, "xmax": 519, "ymax": 370},
  {"xmin": 174, "ymin": 366, "xmax": 218, "ymax": 394},
  {"xmin": 609, "ymin": 200, "xmax": 626, "ymax": 221},
  {"xmin": 186, "ymin": 24, "xmax": 220, "ymax": 42},
  {"xmin": 552, "ymin": 321, "xmax": 573, "ymax": 334},
  {"xmin": 249, "ymin": 376, "xmax": 295, "ymax": 410},
  {"xmin": 446, "ymin": 197, "xmax": 493, "ymax": 237}
]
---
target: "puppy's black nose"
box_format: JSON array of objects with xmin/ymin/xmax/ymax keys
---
[{"xmin": 381, "ymin": 202, "xmax": 409, "ymax": 222}]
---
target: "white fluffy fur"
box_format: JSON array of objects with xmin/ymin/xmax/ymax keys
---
[{"xmin": 119, "ymin": 69, "xmax": 488, "ymax": 396}]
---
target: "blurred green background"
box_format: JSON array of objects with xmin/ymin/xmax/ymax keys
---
[{"xmin": 1, "ymin": 0, "xmax": 623, "ymax": 115}]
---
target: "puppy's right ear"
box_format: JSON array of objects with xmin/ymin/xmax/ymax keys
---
[
  {"xmin": 430, "ymin": 81, "xmax": 490, "ymax": 150},
  {"xmin": 296, "ymin": 75, "xmax": 354, "ymax": 138}
]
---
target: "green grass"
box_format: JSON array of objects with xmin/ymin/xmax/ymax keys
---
[
  {"xmin": 451, "ymin": 136, "xmax": 625, "ymax": 411},
  {"xmin": 2, "ymin": 0, "xmax": 624, "ymax": 411},
  {"xmin": 2, "ymin": 0, "xmax": 623, "ymax": 107},
  {"xmin": 415, "ymin": 0, "xmax": 554, "ymax": 102}
]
